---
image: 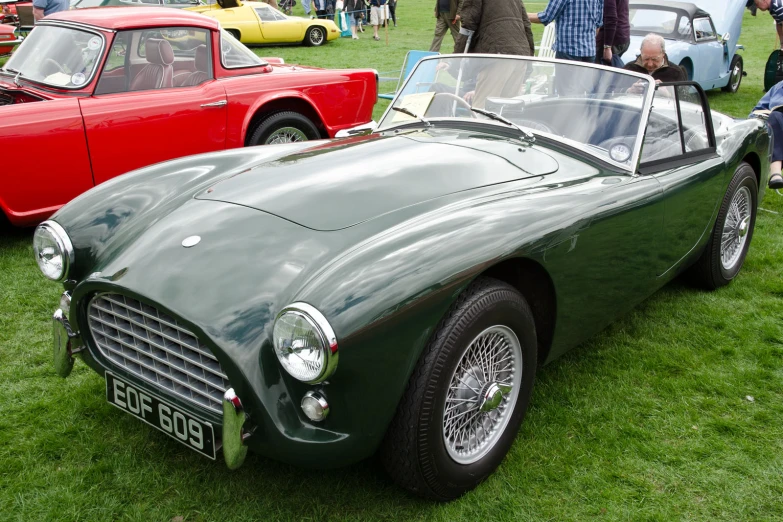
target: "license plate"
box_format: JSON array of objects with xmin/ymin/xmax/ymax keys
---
[{"xmin": 105, "ymin": 372, "xmax": 216, "ymax": 460}]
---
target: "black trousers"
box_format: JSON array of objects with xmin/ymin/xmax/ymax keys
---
[{"xmin": 769, "ymin": 110, "xmax": 783, "ymax": 162}]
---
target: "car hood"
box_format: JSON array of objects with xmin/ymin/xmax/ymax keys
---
[{"xmin": 196, "ymin": 130, "xmax": 559, "ymax": 231}]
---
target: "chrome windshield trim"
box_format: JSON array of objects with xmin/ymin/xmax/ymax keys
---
[
  {"xmin": 37, "ymin": 19, "xmax": 116, "ymax": 33},
  {"xmin": 377, "ymin": 54, "xmax": 656, "ymax": 174}
]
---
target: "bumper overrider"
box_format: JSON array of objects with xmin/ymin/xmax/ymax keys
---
[{"xmin": 35, "ymin": 220, "xmax": 339, "ymax": 471}]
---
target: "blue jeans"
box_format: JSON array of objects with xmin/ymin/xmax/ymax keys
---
[{"xmin": 555, "ymin": 51, "xmax": 595, "ymax": 63}]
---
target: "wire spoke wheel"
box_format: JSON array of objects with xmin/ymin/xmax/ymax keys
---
[
  {"xmin": 720, "ymin": 185, "xmax": 751, "ymax": 271},
  {"xmin": 265, "ymin": 126, "xmax": 309, "ymax": 145},
  {"xmin": 443, "ymin": 325, "xmax": 522, "ymax": 464}
]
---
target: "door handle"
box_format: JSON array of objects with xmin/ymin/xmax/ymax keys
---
[{"xmin": 201, "ymin": 100, "xmax": 227, "ymax": 108}]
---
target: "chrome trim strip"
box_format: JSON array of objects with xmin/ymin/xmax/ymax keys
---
[{"xmin": 37, "ymin": 19, "xmax": 117, "ymax": 33}]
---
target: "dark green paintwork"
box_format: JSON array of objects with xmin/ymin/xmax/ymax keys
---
[{"xmin": 52, "ymin": 113, "xmax": 770, "ymax": 468}]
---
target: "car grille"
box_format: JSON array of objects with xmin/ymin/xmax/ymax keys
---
[{"xmin": 87, "ymin": 293, "xmax": 229, "ymax": 415}]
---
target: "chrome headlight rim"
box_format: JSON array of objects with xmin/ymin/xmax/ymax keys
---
[
  {"xmin": 34, "ymin": 220, "xmax": 74, "ymax": 282},
  {"xmin": 274, "ymin": 302, "xmax": 338, "ymax": 384}
]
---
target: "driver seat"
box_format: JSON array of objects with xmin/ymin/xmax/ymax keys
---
[{"xmin": 130, "ymin": 38, "xmax": 174, "ymax": 91}]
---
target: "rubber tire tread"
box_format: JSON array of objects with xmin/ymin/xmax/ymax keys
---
[
  {"xmin": 305, "ymin": 26, "xmax": 325, "ymax": 47},
  {"xmin": 247, "ymin": 111, "xmax": 320, "ymax": 146},
  {"xmin": 380, "ymin": 276, "xmax": 537, "ymax": 501},
  {"xmin": 722, "ymin": 55, "xmax": 743, "ymax": 93},
  {"xmin": 688, "ymin": 161, "xmax": 757, "ymax": 289}
]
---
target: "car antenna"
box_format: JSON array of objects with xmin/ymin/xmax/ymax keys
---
[
  {"xmin": 470, "ymin": 106, "xmax": 535, "ymax": 143},
  {"xmin": 392, "ymin": 106, "xmax": 432, "ymax": 127}
]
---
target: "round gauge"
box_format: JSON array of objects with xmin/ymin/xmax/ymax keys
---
[
  {"xmin": 609, "ymin": 142, "xmax": 632, "ymax": 163},
  {"xmin": 87, "ymin": 36, "xmax": 102, "ymax": 51}
]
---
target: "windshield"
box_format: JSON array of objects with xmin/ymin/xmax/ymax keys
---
[
  {"xmin": 378, "ymin": 55, "xmax": 653, "ymax": 168},
  {"xmin": 220, "ymin": 29, "xmax": 266, "ymax": 68},
  {"xmin": 2, "ymin": 25, "xmax": 104, "ymax": 89}
]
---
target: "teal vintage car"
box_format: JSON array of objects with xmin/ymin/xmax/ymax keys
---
[{"xmin": 34, "ymin": 55, "xmax": 770, "ymax": 501}]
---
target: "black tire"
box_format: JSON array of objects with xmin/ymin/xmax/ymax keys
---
[
  {"xmin": 247, "ymin": 111, "xmax": 320, "ymax": 146},
  {"xmin": 688, "ymin": 162, "xmax": 757, "ymax": 289},
  {"xmin": 304, "ymin": 26, "xmax": 326, "ymax": 47},
  {"xmin": 381, "ymin": 277, "xmax": 537, "ymax": 501},
  {"xmin": 226, "ymin": 29, "xmax": 241, "ymax": 41},
  {"xmin": 722, "ymin": 55, "xmax": 743, "ymax": 93}
]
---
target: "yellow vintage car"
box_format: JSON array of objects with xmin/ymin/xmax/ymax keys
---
[{"xmin": 189, "ymin": 0, "xmax": 340, "ymax": 46}]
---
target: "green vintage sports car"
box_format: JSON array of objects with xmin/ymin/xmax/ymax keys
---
[{"xmin": 35, "ymin": 55, "xmax": 770, "ymax": 501}]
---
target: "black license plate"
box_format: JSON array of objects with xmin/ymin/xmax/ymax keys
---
[{"xmin": 106, "ymin": 372, "xmax": 216, "ymax": 460}]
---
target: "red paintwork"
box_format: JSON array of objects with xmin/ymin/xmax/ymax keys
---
[
  {"xmin": 0, "ymin": 24, "xmax": 14, "ymax": 55},
  {"xmin": 0, "ymin": 7, "xmax": 377, "ymax": 227}
]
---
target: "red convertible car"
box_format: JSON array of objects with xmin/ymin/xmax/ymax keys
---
[{"xmin": 0, "ymin": 8, "xmax": 377, "ymax": 227}]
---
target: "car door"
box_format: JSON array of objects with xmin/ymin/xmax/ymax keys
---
[
  {"xmin": 79, "ymin": 27, "xmax": 227, "ymax": 185},
  {"xmin": 256, "ymin": 5, "xmax": 300, "ymax": 42},
  {"xmin": 637, "ymin": 82, "xmax": 724, "ymax": 276},
  {"xmin": 692, "ymin": 17, "xmax": 724, "ymax": 87}
]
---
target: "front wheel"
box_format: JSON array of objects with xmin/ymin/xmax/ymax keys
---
[
  {"xmin": 722, "ymin": 55, "xmax": 744, "ymax": 93},
  {"xmin": 304, "ymin": 26, "xmax": 326, "ymax": 47},
  {"xmin": 247, "ymin": 111, "xmax": 320, "ymax": 146},
  {"xmin": 381, "ymin": 277, "xmax": 537, "ymax": 501},
  {"xmin": 688, "ymin": 162, "xmax": 758, "ymax": 289}
]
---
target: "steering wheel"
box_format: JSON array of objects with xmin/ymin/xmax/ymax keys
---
[
  {"xmin": 429, "ymin": 92, "xmax": 475, "ymax": 118},
  {"xmin": 40, "ymin": 58, "xmax": 65, "ymax": 76}
]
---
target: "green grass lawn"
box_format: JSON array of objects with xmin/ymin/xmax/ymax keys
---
[{"xmin": 2, "ymin": 4, "xmax": 783, "ymax": 521}]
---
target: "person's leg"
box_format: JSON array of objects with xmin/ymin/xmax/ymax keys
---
[
  {"xmin": 767, "ymin": 111, "xmax": 783, "ymax": 188},
  {"xmin": 371, "ymin": 7, "xmax": 380, "ymax": 39},
  {"xmin": 348, "ymin": 12, "xmax": 358, "ymax": 38},
  {"xmin": 389, "ymin": 2, "xmax": 396, "ymax": 26},
  {"xmin": 429, "ymin": 14, "xmax": 447, "ymax": 51},
  {"xmin": 446, "ymin": 14, "xmax": 460, "ymax": 48},
  {"xmin": 302, "ymin": 0, "xmax": 311, "ymax": 15}
]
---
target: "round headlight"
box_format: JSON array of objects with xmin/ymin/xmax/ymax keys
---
[
  {"xmin": 33, "ymin": 221, "xmax": 74, "ymax": 282},
  {"xmin": 273, "ymin": 303, "xmax": 338, "ymax": 384}
]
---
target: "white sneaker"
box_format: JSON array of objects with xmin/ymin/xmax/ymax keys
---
[{"xmin": 352, "ymin": 35, "xmax": 359, "ymax": 40}]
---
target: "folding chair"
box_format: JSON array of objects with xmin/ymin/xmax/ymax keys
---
[
  {"xmin": 16, "ymin": 4, "xmax": 35, "ymax": 35},
  {"xmin": 537, "ymin": 21, "xmax": 556, "ymax": 58},
  {"xmin": 378, "ymin": 50, "xmax": 439, "ymax": 100}
]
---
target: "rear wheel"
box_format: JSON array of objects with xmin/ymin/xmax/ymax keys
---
[
  {"xmin": 304, "ymin": 26, "xmax": 326, "ymax": 47},
  {"xmin": 722, "ymin": 55, "xmax": 743, "ymax": 93},
  {"xmin": 381, "ymin": 277, "xmax": 537, "ymax": 501},
  {"xmin": 680, "ymin": 59, "xmax": 693, "ymax": 81},
  {"xmin": 226, "ymin": 29, "xmax": 241, "ymax": 41},
  {"xmin": 247, "ymin": 111, "xmax": 320, "ymax": 146},
  {"xmin": 688, "ymin": 162, "xmax": 757, "ymax": 289}
]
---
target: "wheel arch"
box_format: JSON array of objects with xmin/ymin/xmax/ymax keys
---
[
  {"xmin": 480, "ymin": 257, "xmax": 557, "ymax": 366},
  {"xmin": 742, "ymin": 151, "xmax": 761, "ymax": 188},
  {"xmin": 679, "ymin": 57, "xmax": 694, "ymax": 81},
  {"xmin": 243, "ymin": 96, "xmax": 328, "ymax": 145}
]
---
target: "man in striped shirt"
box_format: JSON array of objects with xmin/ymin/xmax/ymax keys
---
[
  {"xmin": 752, "ymin": 0, "xmax": 783, "ymax": 48},
  {"xmin": 529, "ymin": 0, "xmax": 604, "ymax": 63}
]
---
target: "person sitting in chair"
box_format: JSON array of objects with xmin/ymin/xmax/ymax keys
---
[{"xmin": 751, "ymin": 81, "xmax": 783, "ymax": 189}]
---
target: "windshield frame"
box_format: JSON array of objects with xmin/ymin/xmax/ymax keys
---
[
  {"xmin": 377, "ymin": 54, "xmax": 657, "ymax": 173},
  {"xmin": 0, "ymin": 21, "xmax": 108, "ymax": 91}
]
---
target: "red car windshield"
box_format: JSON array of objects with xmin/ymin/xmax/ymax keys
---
[{"xmin": 2, "ymin": 25, "xmax": 104, "ymax": 89}]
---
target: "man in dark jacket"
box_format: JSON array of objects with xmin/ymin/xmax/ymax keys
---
[
  {"xmin": 623, "ymin": 33, "xmax": 687, "ymax": 82},
  {"xmin": 597, "ymin": 0, "xmax": 630, "ymax": 65},
  {"xmin": 429, "ymin": 0, "xmax": 462, "ymax": 52},
  {"xmin": 453, "ymin": 0, "xmax": 534, "ymax": 108}
]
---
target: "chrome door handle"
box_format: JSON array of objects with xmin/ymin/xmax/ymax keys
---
[{"xmin": 201, "ymin": 100, "xmax": 227, "ymax": 108}]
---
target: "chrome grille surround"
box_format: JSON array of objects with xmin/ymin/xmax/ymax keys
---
[{"xmin": 87, "ymin": 293, "xmax": 229, "ymax": 414}]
